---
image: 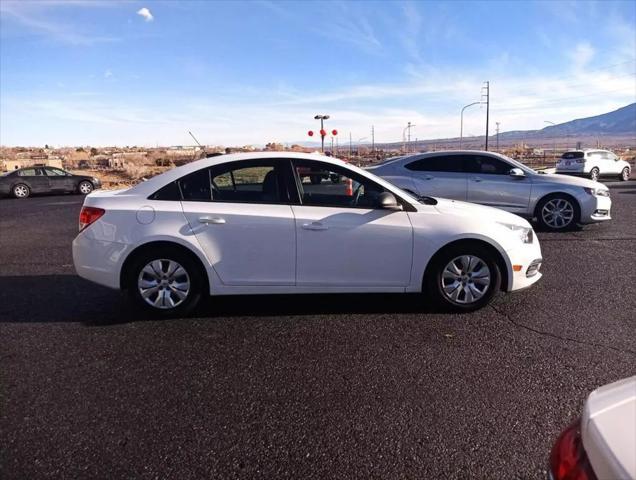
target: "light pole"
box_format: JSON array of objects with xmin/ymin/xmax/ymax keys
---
[
  {"xmin": 402, "ymin": 122, "xmax": 415, "ymax": 153},
  {"xmin": 544, "ymin": 120, "xmax": 556, "ymax": 159},
  {"xmin": 314, "ymin": 114, "xmax": 330, "ymax": 152},
  {"xmin": 460, "ymin": 102, "xmax": 483, "ymax": 149}
]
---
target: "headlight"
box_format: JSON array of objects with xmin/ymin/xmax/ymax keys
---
[
  {"xmin": 583, "ymin": 187, "xmax": 609, "ymax": 197},
  {"xmin": 497, "ymin": 222, "xmax": 533, "ymax": 244}
]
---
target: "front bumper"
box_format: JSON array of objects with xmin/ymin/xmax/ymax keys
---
[
  {"xmin": 578, "ymin": 193, "xmax": 612, "ymax": 224},
  {"xmin": 506, "ymin": 240, "xmax": 543, "ymax": 292}
]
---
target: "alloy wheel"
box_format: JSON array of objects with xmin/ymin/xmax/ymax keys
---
[
  {"xmin": 542, "ymin": 198, "xmax": 574, "ymax": 229},
  {"xmin": 590, "ymin": 169, "xmax": 599, "ymax": 181},
  {"xmin": 441, "ymin": 255, "xmax": 491, "ymax": 304},
  {"xmin": 79, "ymin": 182, "xmax": 93, "ymax": 194},
  {"xmin": 13, "ymin": 185, "xmax": 29, "ymax": 198},
  {"xmin": 622, "ymin": 168, "xmax": 630, "ymax": 181},
  {"xmin": 137, "ymin": 259, "xmax": 190, "ymax": 309}
]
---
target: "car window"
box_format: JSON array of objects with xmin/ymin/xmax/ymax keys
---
[
  {"xmin": 465, "ymin": 155, "xmax": 511, "ymax": 175},
  {"xmin": 292, "ymin": 160, "xmax": 387, "ymax": 209},
  {"xmin": 561, "ymin": 151, "xmax": 584, "ymax": 160},
  {"xmin": 44, "ymin": 167, "xmax": 67, "ymax": 176},
  {"xmin": 179, "ymin": 160, "xmax": 289, "ymax": 204},
  {"xmin": 18, "ymin": 168, "xmax": 43, "ymax": 176},
  {"xmin": 405, "ymin": 155, "xmax": 464, "ymax": 173}
]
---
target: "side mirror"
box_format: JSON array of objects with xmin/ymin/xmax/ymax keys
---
[
  {"xmin": 509, "ymin": 167, "xmax": 525, "ymax": 178},
  {"xmin": 377, "ymin": 192, "xmax": 403, "ymax": 211}
]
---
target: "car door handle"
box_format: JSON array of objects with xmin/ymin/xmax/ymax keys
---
[
  {"xmin": 199, "ymin": 216, "xmax": 226, "ymax": 225},
  {"xmin": 302, "ymin": 222, "xmax": 328, "ymax": 231},
  {"xmin": 471, "ymin": 177, "xmax": 482, "ymax": 182},
  {"xmin": 424, "ymin": 175, "xmax": 434, "ymax": 180}
]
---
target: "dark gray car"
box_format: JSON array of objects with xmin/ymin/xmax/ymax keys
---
[{"xmin": 0, "ymin": 166, "xmax": 101, "ymax": 198}]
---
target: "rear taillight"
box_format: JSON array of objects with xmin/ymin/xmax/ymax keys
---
[
  {"xmin": 79, "ymin": 206, "xmax": 105, "ymax": 232},
  {"xmin": 550, "ymin": 420, "xmax": 598, "ymax": 480}
]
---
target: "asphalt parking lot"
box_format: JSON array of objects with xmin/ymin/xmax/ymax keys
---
[{"xmin": 1, "ymin": 182, "xmax": 635, "ymax": 479}]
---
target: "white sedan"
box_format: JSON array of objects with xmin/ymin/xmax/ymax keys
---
[{"xmin": 72, "ymin": 152, "xmax": 543, "ymax": 315}]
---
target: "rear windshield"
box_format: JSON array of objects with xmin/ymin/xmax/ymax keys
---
[{"xmin": 561, "ymin": 152, "xmax": 584, "ymax": 159}]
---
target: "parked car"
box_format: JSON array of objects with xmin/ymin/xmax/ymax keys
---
[
  {"xmin": 556, "ymin": 149, "xmax": 631, "ymax": 181},
  {"xmin": 368, "ymin": 150, "xmax": 612, "ymax": 231},
  {"xmin": 72, "ymin": 152, "xmax": 542, "ymax": 316},
  {"xmin": 549, "ymin": 376, "xmax": 635, "ymax": 480},
  {"xmin": 0, "ymin": 166, "xmax": 101, "ymax": 198}
]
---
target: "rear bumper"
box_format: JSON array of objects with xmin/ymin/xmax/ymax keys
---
[{"xmin": 72, "ymin": 231, "xmax": 130, "ymax": 290}]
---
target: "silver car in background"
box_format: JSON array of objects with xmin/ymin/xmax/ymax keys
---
[{"xmin": 368, "ymin": 150, "xmax": 612, "ymax": 231}]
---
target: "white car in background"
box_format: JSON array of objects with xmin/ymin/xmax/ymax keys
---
[
  {"xmin": 556, "ymin": 149, "xmax": 631, "ymax": 181},
  {"xmin": 550, "ymin": 376, "xmax": 636, "ymax": 480},
  {"xmin": 73, "ymin": 152, "xmax": 542, "ymax": 316},
  {"xmin": 369, "ymin": 150, "xmax": 612, "ymax": 231}
]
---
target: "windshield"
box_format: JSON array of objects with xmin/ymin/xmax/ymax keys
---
[
  {"xmin": 1, "ymin": 171, "xmax": 13, "ymax": 177},
  {"xmin": 497, "ymin": 153, "xmax": 537, "ymax": 174}
]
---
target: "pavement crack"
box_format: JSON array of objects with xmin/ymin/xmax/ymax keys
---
[{"xmin": 490, "ymin": 304, "xmax": 636, "ymax": 356}]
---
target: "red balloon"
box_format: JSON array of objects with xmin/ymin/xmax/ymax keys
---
[
  {"xmin": 332, "ymin": 129, "xmax": 338, "ymax": 136},
  {"xmin": 307, "ymin": 130, "xmax": 314, "ymax": 137},
  {"xmin": 320, "ymin": 129, "xmax": 327, "ymax": 137}
]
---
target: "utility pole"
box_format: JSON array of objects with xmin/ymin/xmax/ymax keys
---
[
  {"xmin": 371, "ymin": 125, "xmax": 375, "ymax": 153},
  {"xmin": 460, "ymin": 102, "xmax": 483, "ymax": 149},
  {"xmin": 482, "ymin": 81, "xmax": 490, "ymax": 151},
  {"xmin": 496, "ymin": 122, "xmax": 500, "ymax": 151},
  {"xmin": 349, "ymin": 132, "xmax": 352, "ymax": 159},
  {"xmin": 402, "ymin": 122, "xmax": 416, "ymax": 153}
]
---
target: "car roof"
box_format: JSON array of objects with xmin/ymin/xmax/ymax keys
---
[{"xmin": 127, "ymin": 151, "xmax": 354, "ymax": 196}]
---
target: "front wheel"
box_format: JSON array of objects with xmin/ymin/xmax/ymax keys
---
[
  {"xmin": 78, "ymin": 181, "xmax": 94, "ymax": 195},
  {"xmin": 425, "ymin": 244, "xmax": 501, "ymax": 312},
  {"xmin": 620, "ymin": 167, "xmax": 630, "ymax": 181},
  {"xmin": 536, "ymin": 195, "xmax": 578, "ymax": 231},
  {"xmin": 126, "ymin": 248, "xmax": 203, "ymax": 317},
  {"xmin": 13, "ymin": 184, "xmax": 30, "ymax": 198},
  {"xmin": 589, "ymin": 167, "xmax": 600, "ymax": 181}
]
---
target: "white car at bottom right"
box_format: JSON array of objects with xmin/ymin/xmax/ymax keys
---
[
  {"xmin": 550, "ymin": 376, "xmax": 636, "ymax": 480},
  {"xmin": 556, "ymin": 149, "xmax": 632, "ymax": 182}
]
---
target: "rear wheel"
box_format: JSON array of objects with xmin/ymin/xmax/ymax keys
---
[
  {"xmin": 589, "ymin": 167, "xmax": 600, "ymax": 181},
  {"xmin": 78, "ymin": 181, "xmax": 94, "ymax": 195},
  {"xmin": 536, "ymin": 194, "xmax": 578, "ymax": 231},
  {"xmin": 126, "ymin": 248, "xmax": 203, "ymax": 317},
  {"xmin": 425, "ymin": 243, "xmax": 501, "ymax": 312},
  {"xmin": 13, "ymin": 184, "xmax": 30, "ymax": 198},
  {"xmin": 620, "ymin": 167, "xmax": 630, "ymax": 181}
]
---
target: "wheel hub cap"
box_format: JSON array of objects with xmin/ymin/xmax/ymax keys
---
[
  {"xmin": 441, "ymin": 255, "xmax": 491, "ymax": 304},
  {"xmin": 138, "ymin": 259, "xmax": 190, "ymax": 309}
]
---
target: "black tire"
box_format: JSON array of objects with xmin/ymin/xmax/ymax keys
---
[
  {"xmin": 310, "ymin": 174, "xmax": 322, "ymax": 185},
  {"xmin": 424, "ymin": 243, "xmax": 501, "ymax": 312},
  {"xmin": 535, "ymin": 194, "xmax": 579, "ymax": 231},
  {"xmin": 620, "ymin": 167, "xmax": 630, "ymax": 181},
  {"xmin": 589, "ymin": 167, "xmax": 600, "ymax": 181},
  {"xmin": 12, "ymin": 183, "xmax": 30, "ymax": 198},
  {"xmin": 78, "ymin": 181, "xmax": 94, "ymax": 195},
  {"xmin": 125, "ymin": 247, "xmax": 204, "ymax": 317}
]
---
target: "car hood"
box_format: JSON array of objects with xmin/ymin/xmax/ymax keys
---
[
  {"xmin": 532, "ymin": 172, "xmax": 605, "ymax": 189},
  {"xmin": 429, "ymin": 197, "xmax": 531, "ymax": 228}
]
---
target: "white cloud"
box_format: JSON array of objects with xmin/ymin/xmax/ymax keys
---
[
  {"xmin": 136, "ymin": 7, "xmax": 153, "ymax": 22},
  {"xmin": 568, "ymin": 42, "xmax": 596, "ymax": 70},
  {"xmin": 104, "ymin": 69, "xmax": 113, "ymax": 78}
]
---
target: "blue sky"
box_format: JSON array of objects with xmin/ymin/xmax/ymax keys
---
[{"xmin": 1, "ymin": 0, "xmax": 635, "ymax": 147}]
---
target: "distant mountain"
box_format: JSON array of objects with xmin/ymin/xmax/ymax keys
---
[
  {"xmin": 499, "ymin": 103, "xmax": 636, "ymax": 140},
  {"xmin": 376, "ymin": 103, "xmax": 636, "ymax": 150}
]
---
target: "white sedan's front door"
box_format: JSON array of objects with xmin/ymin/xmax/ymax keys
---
[{"xmin": 290, "ymin": 160, "xmax": 413, "ymax": 288}]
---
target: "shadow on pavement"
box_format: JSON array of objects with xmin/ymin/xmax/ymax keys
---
[{"xmin": 0, "ymin": 274, "xmax": 439, "ymax": 325}]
